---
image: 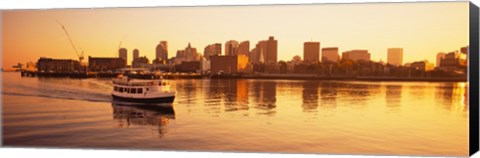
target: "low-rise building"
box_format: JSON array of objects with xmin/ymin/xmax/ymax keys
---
[
  {"xmin": 438, "ymin": 51, "xmax": 467, "ymax": 73},
  {"xmin": 210, "ymin": 56, "xmax": 238, "ymax": 73},
  {"xmin": 132, "ymin": 56, "xmax": 150, "ymax": 68},
  {"xmin": 88, "ymin": 56, "xmax": 126, "ymax": 72},
  {"xmin": 37, "ymin": 57, "xmax": 83, "ymax": 73},
  {"xmin": 410, "ymin": 60, "xmax": 434, "ymax": 71},
  {"xmin": 175, "ymin": 61, "xmax": 201, "ymax": 73}
]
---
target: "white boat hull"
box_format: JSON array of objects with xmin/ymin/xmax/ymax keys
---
[{"xmin": 112, "ymin": 93, "xmax": 175, "ymax": 103}]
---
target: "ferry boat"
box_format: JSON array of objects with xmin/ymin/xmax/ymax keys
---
[{"xmin": 111, "ymin": 69, "xmax": 175, "ymax": 103}]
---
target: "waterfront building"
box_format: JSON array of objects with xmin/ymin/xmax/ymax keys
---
[
  {"xmin": 88, "ymin": 56, "xmax": 126, "ymax": 72},
  {"xmin": 237, "ymin": 54, "xmax": 249, "ymax": 73},
  {"xmin": 439, "ymin": 51, "xmax": 467, "ymax": 73},
  {"xmin": 201, "ymin": 57, "xmax": 211, "ymax": 72},
  {"xmin": 387, "ymin": 48, "xmax": 403, "ymax": 66},
  {"xmin": 250, "ymin": 37, "xmax": 277, "ymax": 64},
  {"xmin": 37, "ymin": 57, "xmax": 83, "ymax": 73},
  {"xmin": 210, "ymin": 56, "xmax": 238, "ymax": 73},
  {"xmin": 156, "ymin": 41, "xmax": 168, "ymax": 60},
  {"xmin": 238, "ymin": 41, "xmax": 250, "ymax": 66},
  {"xmin": 238, "ymin": 41, "xmax": 250, "ymax": 56},
  {"xmin": 225, "ymin": 40, "xmax": 239, "ymax": 56},
  {"xmin": 322, "ymin": 47, "xmax": 339, "ymax": 62},
  {"xmin": 203, "ymin": 43, "xmax": 222, "ymax": 60},
  {"xmin": 118, "ymin": 48, "xmax": 128, "ymax": 66},
  {"xmin": 342, "ymin": 50, "xmax": 371, "ymax": 62},
  {"xmin": 410, "ymin": 60, "xmax": 434, "ymax": 71},
  {"xmin": 265, "ymin": 36, "xmax": 278, "ymax": 64},
  {"xmin": 304, "ymin": 42, "xmax": 320, "ymax": 63},
  {"xmin": 250, "ymin": 41, "xmax": 266, "ymax": 64},
  {"xmin": 175, "ymin": 61, "xmax": 201, "ymax": 73}
]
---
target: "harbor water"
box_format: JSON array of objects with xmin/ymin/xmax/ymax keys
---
[{"xmin": 1, "ymin": 72, "xmax": 469, "ymax": 156}]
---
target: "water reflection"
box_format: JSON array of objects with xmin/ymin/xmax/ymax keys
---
[
  {"xmin": 409, "ymin": 85, "xmax": 426, "ymax": 100},
  {"xmin": 252, "ymin": 80, "xmax": 276, "ymax": 116},
  {"xmin": 302, "ymin": 81, "xmax": 319, "ymax": 112},
  {"xmin": 319, "ymin": 82, "xmax": 338, "ymax": 109},
  {"xmin": 175, "ymin": 80, "xmax": 198, "ymax": 104},
  {"xmin": 434, "ymin": 83, "xmax": 468, "ymax": 112},
  {"xmin": 112, "ymin": 103, "xmax": 175, "ymax": 137},
  {"xmin": 340, "ymin": 83, "xmax": 381, "ymax": 106},
  {"xmin": 385, "ymin": 85, "xmax": 402, "ymax": 108},
  {"xmin": 224, "ymin": 79, "xmax": 249, "ymax": 111},
  {"xmin": 2, "ymin": 70, "xmax": 470, "ymax": 155},
  {"xmin": 204, "ymin": 79, "xmax": 249, "ymax": 113}
]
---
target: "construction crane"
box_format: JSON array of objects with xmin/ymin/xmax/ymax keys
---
[{"xmin": 56, "ymin": 20, "xmax": 85, "ymax": 63}]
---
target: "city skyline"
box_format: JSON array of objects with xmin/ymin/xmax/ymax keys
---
[{"xmin": 2, "ymin": 2, "xmax": 468, "ymax": 68}]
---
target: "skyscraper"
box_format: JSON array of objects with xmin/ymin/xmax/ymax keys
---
[
  {"xmin": 304, "ymin": 42, "xmax": 320, "ymax": 63},
  {"xmin": 238, "ymin": 41, "xmax": 250, "ymax": 56},
  {"xmin": 265, "ymin": 36, "xmax": 278, "ymax": 64},
  {"xmin": 251, "ymin": 41, "xmax": 267, "ymax": 64},
  {"xmin": 387, "ymin": 48, "xmax": 403, "ymax": 66},
  {"xmin": 204, "ymin": 43, "xmax": 222, "ymax": 60},
  {"xmin": 321, "ymin": 47, "xmax": 339, "ymax": 62},
  {"xmin": 161, "ymin": 41, "xmax": 168, "ymax": 53},
  {"xmin": 156, "ymin": 41, "xmax": 168, "ymax": 60},
  {"xmin": 133, "ymin": 49, "xmax": 140, "ymax": 60},
  {"xmin": 225, "ymin": 40, "xmax": 239, "ymax": 56},
  {"xmin": 118, "ymin": 48, "xmax": 128, "ymax": 65}
]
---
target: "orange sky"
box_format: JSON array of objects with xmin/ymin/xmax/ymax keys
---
[{"xmin": 1, "ymin": 2, "xmax": 469, "ymax": 68}]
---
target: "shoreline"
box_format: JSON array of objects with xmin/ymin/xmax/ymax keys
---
[{"xmin": 7, "ymin": 71, "xmax": 467, "ymax": 82}]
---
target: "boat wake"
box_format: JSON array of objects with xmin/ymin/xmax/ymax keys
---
[
  {"xmin": 3, "ymin": 78, "xmax": 174, "ymax": 107},
  {"xmin": 2, "ymin": 78, "xmax": 113, "ymax": 103},
  {"xmin": 2, "ymin": 92, "xmax": 112, "ymax": 103}
]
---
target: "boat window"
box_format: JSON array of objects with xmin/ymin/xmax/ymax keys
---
[
  {"xmin": 138, "ymin": 88, "xmax": 143, "ymax": 93},
  {"xmin": 131, "ymin": 88, "xmax": 137, "ymax": 94},
  {"xmin": 114, "ymin": 86, "xmax": 118, "ymax": 91},
  {"xmin": 119, "ymin": 87, "xmax": 124, "ymax": 93}
]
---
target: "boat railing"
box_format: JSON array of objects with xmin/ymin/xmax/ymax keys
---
[{"xmin": 113, "ymin": 79, "xmax": 161, "ymax": 86}]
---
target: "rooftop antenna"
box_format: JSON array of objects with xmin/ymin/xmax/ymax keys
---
[
  {"xmin": 115, "ymin": 35, "xmax": 127, "ymax": 57},
  {"xmin": 118, "ymin": 35, "xmax": 127, "ymax": 49}
]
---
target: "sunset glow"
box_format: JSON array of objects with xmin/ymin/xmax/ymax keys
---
[{"xmin": 1, "ymin": 2, "xmax": 468, "ymax": 68}]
